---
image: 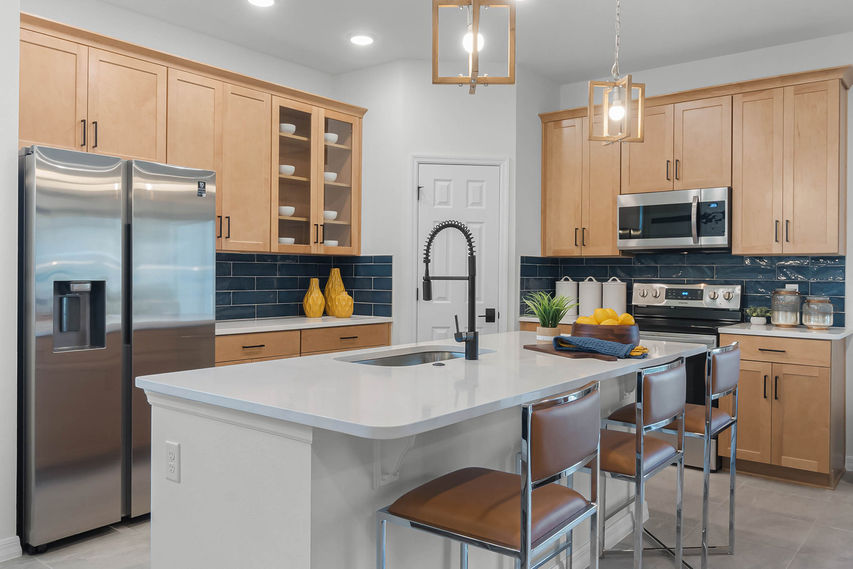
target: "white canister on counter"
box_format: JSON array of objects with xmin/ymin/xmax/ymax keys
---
[
  {"xmin": 602, "ymin": 276, "xmax": 627, "ymax": 316},
  {"xmin": 578, "ymin": 276, "xmax": 602, "ymax": 317},
  {"xmin": 555, "ymin": 277, "xmax": 579, "ymax": 322}
]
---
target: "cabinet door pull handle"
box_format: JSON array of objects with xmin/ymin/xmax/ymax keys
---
[
  {"xmin": 763, "ymin": 375, "xmax": 768, "ymax": 399},
  {"xmin": 574, "ymin": 227, "xmax": 579, "ymax": 247},
  {"xmin": 675, "ymin": 159, "xmax": 680, "ymax": 180},
  {"xmin": 225, "ymin": 216, "xmax": 231, "ymax": 239},
  {"xmin": 758, "ymin": 348, "xmax": 786, "ymax": 353},
  {"xmin": 242, "ymin": 344, "xmax": 266, "ymax": 350},
  {"xmin": 582, "ymin": 227, "xmax": 588, "ymax": 247},
  {"xmin": 314, "ymin": 223, "xmax": 319, "ymax": 243},
  {"xmin": 774, "ymin": 376, "xmax": 779, "ymax": 400},
  {"xmin": 785, "ymin": 220, "xmax": 790, "ymax": 242},
  {"xmin": 81, "ymin": 119, "xmax": 87, "ymax": 147},
  {"xmin": 340, "ymin": 336, "xmax": 358, "ymax": 340},
  {"xmin": 666, "ymin": 160, "xmax": 671, "ymax": 181},
  {"xmin": 775, "ymin": 220, "xmax": 779, "ymax": 243},
  {"xmin": 217, "ymin": 215, "xmax": 222, "ymax": 238},
  {"xmin": 320, "ymin": 223, "xmax": 325, "ymax": 243},
  {"xmin": 92, "ymin": 121, "xmax": 98, "ymax": 148}
]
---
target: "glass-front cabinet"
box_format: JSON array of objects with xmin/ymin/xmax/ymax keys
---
[{"xmin": 271, "ymin": 98, "xmax": 361, "ymax": 255}]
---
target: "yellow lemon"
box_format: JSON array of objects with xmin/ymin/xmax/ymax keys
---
[
  {"xmin": 593, "ymin": 308, "xmax": 610, "ymax": 324},
  {"xmin": 605, "ymin": 308, "xmax": 619, "ymax": 321},
  {"xmin": 600, "ymin": 319, "xmax": 620, "ymax": 326},
  {"xmin": 618, "ymin": 313, "xmax": 636, "ymax": 325},
  {"xmin": 575, "ymin": 316, "xmax": 597, "ymax": 325}
]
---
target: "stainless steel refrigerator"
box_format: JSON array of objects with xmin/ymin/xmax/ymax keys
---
[{"xmin": 18, "ymin": 146, "xmax": 216, "ymax": 548}]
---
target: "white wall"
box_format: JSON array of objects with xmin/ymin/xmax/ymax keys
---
[
  {"xmin": 335, "ymin": 60, "xmax": 518, "ymax": 344},
  {"xmin": 560, "ymin": 31, "xmax": 853, "ymax": 466},
  {"xmin": 0, "ymin": 0, "xmax": 20, "ymax": 561},
  {"xmin": 20, "ymin": 0, "xmax": 334, "ymax": 97}
]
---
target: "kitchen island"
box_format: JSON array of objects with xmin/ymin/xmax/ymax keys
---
[{"xmin": 137, "ymin": 331, "xmax": 705, "ymax": 569}]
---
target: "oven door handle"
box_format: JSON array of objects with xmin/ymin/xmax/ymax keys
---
[{"xmin": 691, "ymin": 195, "xmax": 699, "ymax": 245}]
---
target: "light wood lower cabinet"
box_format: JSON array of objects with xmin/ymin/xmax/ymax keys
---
[
  {"xmin": 718, "ymin": 333, "xmax": 844, "ymax": 486},
  {"xmin": 215, "ymin": 323, "xmax": 391, "ymax": 366}
]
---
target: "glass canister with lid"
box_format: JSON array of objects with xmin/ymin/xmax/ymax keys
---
[
  {"xmin": 802, "ymin": 296, "xmax": 834, "ymax": 330},
  {"xmin": 771, "ymin": 289, "xmax": 801, "ymax": 327}
]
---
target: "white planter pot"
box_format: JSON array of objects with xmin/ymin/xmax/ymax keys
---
[
  {"xmin": 536, "ymin": 326, "xmax": 560, "ymax": 344},
  {"xmin": 750, "ymin": 316, "xmax": 768, "ymax": 325}
]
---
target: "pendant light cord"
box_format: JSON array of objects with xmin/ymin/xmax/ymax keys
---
[{"xmin": 611, "ymin": 0, "xmax": 621, "ymax": 80}]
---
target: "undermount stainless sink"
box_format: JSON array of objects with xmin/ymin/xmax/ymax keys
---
[{"xmin": 337, "ymin": 346, "xmax": 491, "ymax": 367}]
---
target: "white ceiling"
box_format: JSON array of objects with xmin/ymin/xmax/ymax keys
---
[{"xmin": 100, "ymin": 0, "xmax": 853, "ymax": 83}]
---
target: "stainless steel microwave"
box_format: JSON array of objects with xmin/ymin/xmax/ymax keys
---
[{"xmin": 617, "ymin": 187, "xmax": 731, "ymax": 251}]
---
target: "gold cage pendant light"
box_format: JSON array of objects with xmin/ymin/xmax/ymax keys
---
[
  {"xmin": 432, "ymin": 0, "xmax": 516, "ymax": 94},
  {"xmin": 588, "ymin": 0, "xmax": 645, "ymax": 142}
]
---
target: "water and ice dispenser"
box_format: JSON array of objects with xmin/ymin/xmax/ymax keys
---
[{"xmin": 52, "ymin": 281, "xmax": 106, "ymax": 351}]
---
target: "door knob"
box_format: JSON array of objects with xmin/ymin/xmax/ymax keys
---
[{"xmin": 478, "ymin": 308, "xmax": 497, "ymax": 323}]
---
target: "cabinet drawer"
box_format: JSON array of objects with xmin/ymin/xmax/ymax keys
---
[
  {"xmin": 301, "ymin": 323, "xmax": 390, "ymax": 355},
  {"xmin": 215, "ymin": 330, "xmax": 300, "ymax": 363},
  {"xmin": 720, "ymin": 334, "xmax": 830, "ymax": 367}
]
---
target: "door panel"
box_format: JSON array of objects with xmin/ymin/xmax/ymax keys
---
[
  {"xmin": 542, "ymin": 118, "xmax": 583, "ymax": 256},
  {"xmin": 782, "ymin": 80, "xmax": 842, "ymax": 254},
  {"xmin": 417, "ymin": 163, "xmax": 501, "ymax": 342},
  {"xmin": 732, "ymin": 89, "xmax": 784, "ymax": 255},
  {"xmin": 771, "ymin": 363, "xmax": 830, "ymax": 473},
  {"xmin": 620, "ymin": 104, "xmax": 674, "ymax": 194},
  {"xmin": 221, "ymin": 84, "xmax": 271, "ymax": 252},
  {"xmin": 582, "ymin": 119, "xmax": 621, "ymax": 256},
  {"xmin": 19, "ymin": 30, "xmax": 88, "ymax": 151},
  {"xmin": 674, "ymin": 96, "xmax": 732, "ymax": 190},
  {"xmin": 166, "ymin": 70, "xmax": 223, "ymax": 247},
  {"xmin": 719, "ymin": 360, "xmax": 772, "ymax": 464},
  {"xmin": 87, "ymin": 49, "xmax": 166, "ymax": 161}
]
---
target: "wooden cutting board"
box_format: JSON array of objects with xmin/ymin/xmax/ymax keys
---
[{"xmin": 523, "ymin": 343, "xmax": 617, "ymax": 362}]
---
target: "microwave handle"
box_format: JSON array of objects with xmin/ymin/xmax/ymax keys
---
[{"xmin": 691, "ymin": 195, "xmax": 699, "ymax": 244}]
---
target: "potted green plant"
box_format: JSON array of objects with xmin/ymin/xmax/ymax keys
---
[
  {"xmin": 522, "ymin": 291, "xmax": 578, "ymax": 343},
  {"xmin": 745, "ymin": 306, "xmax": 771, "ymax": 326}
]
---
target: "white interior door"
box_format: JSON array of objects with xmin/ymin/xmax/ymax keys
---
[{"xmin": 417, "ymin": 163, "xmax": 501, "ymax": 342}]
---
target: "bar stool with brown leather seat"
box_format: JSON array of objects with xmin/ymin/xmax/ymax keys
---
[
  {"xmin": 376, "ymin": 382, "xmax": 601, "ymax": 569},
  {"xmin": 599, "ymin": 358, "xmax": 686, "ymax": 569}
]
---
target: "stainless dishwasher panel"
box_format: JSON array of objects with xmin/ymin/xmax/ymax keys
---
[
  {"xmin": 19, "ymin": 147, "xmax": 125, "ymax": 547},
  {"xmin": 128, "ymin": 160, "xmax": 216, "ymax": 517}
]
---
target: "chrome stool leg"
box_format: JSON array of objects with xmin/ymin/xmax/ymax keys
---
[
  {"xmin": 565, "ymin": 473, "xmax": 574, "ymax": 569},
  {"xmin": 377, "ymin": 517, "xmax": 387, "ymax": 569},
  {"xmin": 729, "ymin": 421, "xmax": 737, "ymax": 555},
  {"xmin": 460, "ymin": 543, "xmax": 468, "ymax": 569},
  {"xmin": 701, "ymin": 429, "xmax": 711, "ymax": 569},
  {"xmin": 676, "ymin": 453, "xmax": 684, "ymax": 569},
  {"xmin": 599, "ymin": 472, "xmax": 607, "ymax": 558}
]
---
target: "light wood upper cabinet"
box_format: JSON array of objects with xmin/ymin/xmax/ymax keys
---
[
  {"xmin": 771, "ymin": 363, "xmax": 831, "ymax": 474},
  {"xmin": 620, "ymin": 105, "xmax": 673, "ymax": 194},
  {"xmin": 87, "ymin": 48, "xmax": 166, "ymax": 161},
  {"xmin": 733, "ymin": 81, "xmax": 846, "ymax": 255},
  {"xmin": 541, "ymin": 118, "xmax": 583, "ymax": 256},
  {"xmin": 783, "ymin": 80, "xmax": 844, "ymax": 255},
  {"xmin": 673, "ymin": 96, "xmax": 732, "ymax": 189},
  {"xmin": 166, "ymin": 69, "xmax": 224, "ymax": 247},
  {"xmin": 220, "ymin": 84, "xmax": 271, "ymax": 252},
  {"xmin": 318, "ymin": 109, "xmax": 362, "ymax": 255},
  {"xmin": 732, "ymin": 89, "xmax": 784, "ymax": 255},
  {"xmin": 719, "ymin": 360, "xmax": 772, "ymax": 464},
  {"xmin": 581, "ymin": 120, "xmax": 621, "ymax": 257},
  {"xmin": 19, "ymin": 30, "xmax": 88, "ymax": 150}
]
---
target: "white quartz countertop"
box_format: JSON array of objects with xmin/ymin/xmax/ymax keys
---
[
  {"xmin": 138, "ymin": 331, "xmax": 705, "ymax": 440},
  {"xmin": 719, "ymin": 322, "xmax": 853, "ymax": 340},
  {"xmin": 215, "ymin": 315, "xmax": 393, "ymax": 335}
]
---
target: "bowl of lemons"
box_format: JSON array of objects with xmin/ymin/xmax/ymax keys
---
[{"xmin": 571, "ymin": 308, "xmax": 639, "ymax": 345}]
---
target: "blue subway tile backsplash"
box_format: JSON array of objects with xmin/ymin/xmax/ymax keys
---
[
  {"xmin": 520, "ymin": 252, "xmax": 845, "ymax": 327},
  {"xmin": 215, "ymin": 253, "xmax": 393, "ymax": 320}
]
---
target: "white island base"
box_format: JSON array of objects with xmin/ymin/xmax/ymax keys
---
[{"xmin": 140, "ymin": 332, "xmax": 705, "ymax": 569}]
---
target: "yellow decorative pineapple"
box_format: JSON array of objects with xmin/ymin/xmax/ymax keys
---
[
  {"xmin": 303, "ymin": 278, "xmax": 325, "ymax": 318},
  {"xmin": 324, "ymin": 268, "xmax": 345, "ymax": 316}
]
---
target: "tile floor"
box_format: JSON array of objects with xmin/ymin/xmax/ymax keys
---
[{"xmin": 1, "ymin": 468, "xmax": 851, "ymax": 569}]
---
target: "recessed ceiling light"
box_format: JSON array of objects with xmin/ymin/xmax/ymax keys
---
[
  {"xmin": 248, "ymin": 0, "xmax": 274, "ymax": 7},
  {"xmin": 350, "ymin": 34, "xmax": 374, "ymax": 46}
]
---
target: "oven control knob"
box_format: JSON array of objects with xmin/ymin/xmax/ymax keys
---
[
  {"xmin": 723, "ymin": 291, "xmax": 734, "ymax": 301},
  {"xmin": 638, "ymin": 289, "xmax": 648, "ymax": 298},
  {"xmin": 652, "ymin": 290, "xmax": 661, "ymax": 299},
  {"xmin": 708, "ymin": 291, "xmax": 719, "ymax": 300}
]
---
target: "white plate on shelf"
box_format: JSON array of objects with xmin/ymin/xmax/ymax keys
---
[
  {"xmin": 279, "ymin": 206, "xmax": 296, "ymax": 217},
  {"xmin": 323, "ymin": 210, "xmax": 338, "ymax": 221},
  {"xmin": 278, "ymin": 237, "xmax": 296, "ymax": 245},
  {"xmin": 279, "ymin": 123, "xmax": 296, "ymax": 135},
  {"xmin": 324, "ymin": 133, "xmax": 339, "ymax": 144},
  {"xmin": 323, "ymin": 240, "xmax": 339, "ymax": 247},
  {"xmin": 279, "ymin": 165, "xmax": 296, "ymax": 176}
]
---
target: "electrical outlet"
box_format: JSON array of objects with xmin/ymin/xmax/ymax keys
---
[
  {"xmin": 785, "ymin": 283, "xmax": 799, "ymax": 291},
  {"xmin": 165, "ymin": 441, "xmax": 181, "ymax": 483}
]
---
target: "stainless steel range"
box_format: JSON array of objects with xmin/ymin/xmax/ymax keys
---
[{"xmin": 632, "ymin": 282, "xmax": 743, "ymax": 469}]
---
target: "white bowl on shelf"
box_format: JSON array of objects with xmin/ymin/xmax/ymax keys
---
[
  {"xmin": 278, "ymin": 237, "xmax": 296, "ymax": 245},
  {"xmin": 323, "ymin": 239, "xmax": 339, "ymax": 247},
  {"xmin": 324, "ymin": 132, "xmax": 339, "ymax": 144},
  {"xmin": 323, "ymin": 171, "xmax": 338, "ymax": 182},
  {"xmin": 279, "ymin": 206, "xmax": 296, "ymax": 217},
  {"xmin": 279, "ymin": 165, "xmax": 296, "ymax": 176},
  {"xmin": 323, "ymin": 210, "xmax": 338, "ymax": 221},
  {"xmin": 279, "ymin": 123, "xmax": 296, "ymax": 135}
]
